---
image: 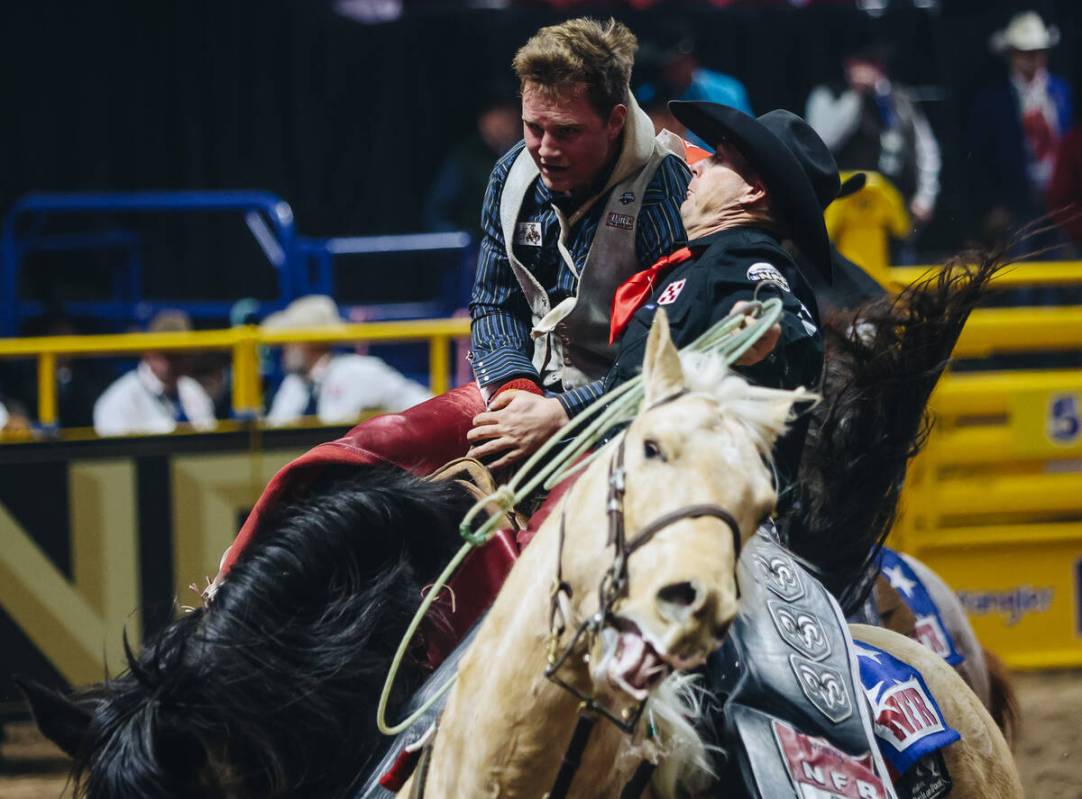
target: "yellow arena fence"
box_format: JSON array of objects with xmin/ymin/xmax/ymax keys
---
[
  {"xmin": 826, "ymin": 170, "xmax": 1082, "ymax": 669},
  {"xmin": 887, "ymin": 298, "xmax": 1082, "ymax": 670},
  {"xmin": 0, "ymin": 318, "xmax": 470, "ymax": 685},
  {"xmin": 0, "ymin": 317, "xmax": 470, "ymax": 434}
]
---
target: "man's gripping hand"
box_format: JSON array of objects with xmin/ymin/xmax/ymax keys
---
[
  {"xmin": 731, "ymin": 299, "xmax": 782, "ymax": 366},
  {"xmin": 466, "ymin": 390, "xmax": 570, "ymax": 471}
]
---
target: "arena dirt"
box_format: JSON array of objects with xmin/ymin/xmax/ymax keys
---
[{"xmin": 1, "ymin": 669, "xmax": 1080, "ymax": 797}]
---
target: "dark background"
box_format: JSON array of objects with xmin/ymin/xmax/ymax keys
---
[{"xmin": 2, "ymin": 0, "xmax": 1080, "ymax": 307}]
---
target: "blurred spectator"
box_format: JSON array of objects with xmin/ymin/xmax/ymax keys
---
[
  {"xmin": 968, "ymin": 11, "xmax": 1072, "ymax": 246},
  {"xmin": 47, "ymin": 316, "xmax": 112, "ymax": 429},
  {"xmin": 263, "ymin": 296, "xmax": 430, "ymax": 426},
  {"xmin": 93, "ymin": 311, "xmax": 217, "ymax": 436},
  {"xmin": 1048, "ymin": 126, "xmax": 1082, "ymax": 248},
  {"xmin": 635, "ymin": 25, "xmax": 752, "ymax": 149},
  {"xmin": 642, "ymin": 94, "xmax": 686, "ymax": 138},
  {"xmin": 806, "ymin": 44, "xmax": 940, "ymax": 230},
  {"xmin": 424, "ymin": 85, "xmax": 522, "ymax": 236},
  {"xmin": 0, "ymin": 400, "xmax": 30, "ymax": 433},
  {"xmin": 191, "ymin": 351, "xmax": 234, "ymax": 420},
  {"xmin": 0, "ymin": 392, "xmax": 30, "ymax": 434}
]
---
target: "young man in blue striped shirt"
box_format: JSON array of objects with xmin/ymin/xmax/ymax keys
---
[{"xmin": 466, "ymin": 18, "xmax": 691, "ymax": 469}]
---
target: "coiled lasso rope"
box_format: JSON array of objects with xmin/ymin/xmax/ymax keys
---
[{"xmin": 376, "ymin": 299, "xmax": 784, "ymax": 735}]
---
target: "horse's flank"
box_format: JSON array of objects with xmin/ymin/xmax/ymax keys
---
[{"xmin": 850, "ymin": 625, "xmax": 1023, "ymax": 799}]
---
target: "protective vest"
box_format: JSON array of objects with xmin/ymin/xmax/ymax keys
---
[{"xmin": 498, "ymin": 97, "xmax": 682, "ymax": 389}]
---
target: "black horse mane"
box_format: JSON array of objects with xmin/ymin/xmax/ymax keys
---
[
  {"xmin": 63, "ymin": 465, "xmax": 471, "ymax": 798},
  {"xmin": 783, "ymin": 243, "xmax": 1013, "ymax": 612}
]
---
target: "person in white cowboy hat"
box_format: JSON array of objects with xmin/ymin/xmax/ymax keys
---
[
  {"xmin": 969, "ymin": 10, "xmax": 1073, "ymax": 244},
  {"xmin": 93, "ymin": 310, "xmax": 218, "ymax": 437},
  {"xmin": 262, "ymin": 296, "xmax": 430, "ymax": 427}
]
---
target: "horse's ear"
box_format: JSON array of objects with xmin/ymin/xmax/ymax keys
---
[
  {"xmin": 16, "ymin": 676, "xmax": 92, "ymax": 757},
  {"xmin": 642, "ymin": 308, "xmax": 684, "ymax": 406}
]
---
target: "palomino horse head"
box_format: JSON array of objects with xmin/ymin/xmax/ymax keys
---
[{"xmin": 556, "ymin": 311, "xmax": 813, "ymax": 709}]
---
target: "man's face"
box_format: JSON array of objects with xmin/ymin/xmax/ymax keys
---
[
  {"xmin": 478, "ymin": 104, "xmax": 522, "ymax": 155},
  {"xmin": 282, "ymin": 344, "xmax": 307, "ymax": 375},
  {"xmin": 1010, "ymin": 49, "xmax": 1048, "ymax": 83},
  {"xmin": 844, "ymin": 58, "xmax": 885, "ymax": 92},
  {"xmin": 144, "ymin": 352, "xmax": 184, "ymax": 394},
  {"xmin": 521, "ymin": 81, "xmax": 627, "ymax": 196},
  {"xmin": 680, "ymin": 141, "xmax": 764, "ymax": 232}
]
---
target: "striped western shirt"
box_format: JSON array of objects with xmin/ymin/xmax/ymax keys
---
[{"xmin": 469, "ymin": 140, "xmax": 690, "ymax": 416}]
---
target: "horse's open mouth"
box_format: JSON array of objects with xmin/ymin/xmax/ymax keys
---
[{"xmin": 605, "ymin": 619, "xmax": 672, "ymax": 701}]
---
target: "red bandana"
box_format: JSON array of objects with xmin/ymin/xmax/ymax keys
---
[{"xmin": 609, "ymin": 246, "xmax": 694, "ymax": 344}]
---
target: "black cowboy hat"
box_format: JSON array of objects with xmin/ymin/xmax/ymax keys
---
[{"xmin": 670, "ymin": 101, "xmax": 857, "ymax": 283}]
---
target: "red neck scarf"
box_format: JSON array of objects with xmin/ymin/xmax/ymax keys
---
[{"xmin": 609, "ymin": 246, "xmax": 694, "ymax": 344}]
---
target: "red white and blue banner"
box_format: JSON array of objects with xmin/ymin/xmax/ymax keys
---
[{"xmin": 854, "ymin": 639, "xmax": 961, "ymax": 776}]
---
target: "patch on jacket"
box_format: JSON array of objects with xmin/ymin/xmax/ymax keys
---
[
  {"xmin": 606, "ymin": 212, "xmax": 635, "ymax": 230},
  {"xmin": 657, "ymin": 278, "xmax": 687, "ymax": 306},
  {"xmin": 515, "ymin": 221, "xmax": 543, "ymax": 247},
  {"xmin": 747, "ymin": 262, "xmax": 791, "ymax": 292}
]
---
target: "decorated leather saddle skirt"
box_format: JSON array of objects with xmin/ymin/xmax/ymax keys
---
[{"xmin": 707, "ymin": 532, "xmax": 962, "ymax": 799}]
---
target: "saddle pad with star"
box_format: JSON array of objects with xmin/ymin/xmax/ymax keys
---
[
  {"xmin": 853, "ymin": 639, "xmax": 961, "ymax": 777},
  {"xmin": 878, "ymin": 548, "xmax": 964, "ymax": 666}
]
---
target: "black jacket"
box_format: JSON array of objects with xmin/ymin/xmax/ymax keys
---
[{"xmin": 604, "ymin": 227, "xmax": 824, "ymax": 506}]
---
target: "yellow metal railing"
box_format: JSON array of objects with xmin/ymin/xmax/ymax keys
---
[
  {"xmin": 825, "ymin": 174, "xmax": 1082, "ymax": 667},
  {"xmin": 0, "ymin": 318, "xmax": 470, "ymax": 430},
  {"xmin": 890, "ymin": 261, "xmax": 1082, "ymax": 291}
]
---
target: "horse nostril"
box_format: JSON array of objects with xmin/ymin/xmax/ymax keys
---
[{"xmin": 656, "ymin": 581, "xmax": 703, "ymax": 621}]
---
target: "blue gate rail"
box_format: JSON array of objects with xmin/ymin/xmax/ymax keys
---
[{"xmin": 1, "ymin": 191, "xmax": 473, "ymax": 337}]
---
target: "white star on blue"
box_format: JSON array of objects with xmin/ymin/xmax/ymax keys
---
[{"xmin": 883, "ymin": 564, "xmax": 918, "ymax": 597}]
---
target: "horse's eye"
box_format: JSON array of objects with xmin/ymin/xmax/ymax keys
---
[{"xmin": 643, "ymin": 439, "xmax": 666, "ymax": 461}]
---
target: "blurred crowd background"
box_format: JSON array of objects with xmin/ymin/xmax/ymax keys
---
[{"xmin": 1, "ymin": 0, "xmax": 1080, "ymax": 434}]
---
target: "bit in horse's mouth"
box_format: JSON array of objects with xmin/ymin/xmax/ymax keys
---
[{"xmin": 606, "ymin": 619, "xmax": 671, "ymax": 701}]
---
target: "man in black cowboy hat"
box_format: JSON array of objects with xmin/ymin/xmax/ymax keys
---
[{"xmin": 605, "ymin": 102, "xmax": 855, "ymax": 501}]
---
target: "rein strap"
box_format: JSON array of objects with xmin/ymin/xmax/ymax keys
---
[{"xmin": 546, "ymin": 711, "xmax": 599, "ymax": 799}]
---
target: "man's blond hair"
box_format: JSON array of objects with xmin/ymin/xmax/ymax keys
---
[{"xmin": 512, "ymin": 18, "xmax": 637, "ymax": 118}]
